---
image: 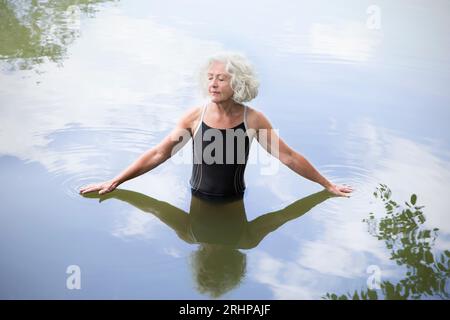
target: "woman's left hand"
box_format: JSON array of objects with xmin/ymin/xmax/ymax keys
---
[{"xmin": 325, "ymin": 183, "xmax": 353, "ymax": 198}]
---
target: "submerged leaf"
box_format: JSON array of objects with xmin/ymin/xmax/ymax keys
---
[{"xmin": 411, "ymin": 194, "xmax": 417, "ymax": 205}]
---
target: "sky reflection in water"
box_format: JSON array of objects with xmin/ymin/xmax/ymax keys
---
[{"xmin": 0, "ymin": 0, "xmax": 449, "ymax": 299}]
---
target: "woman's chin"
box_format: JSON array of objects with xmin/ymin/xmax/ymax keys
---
[{"xmin": 210, "ymin": 96, "xmax": 231, "ymax": 103}]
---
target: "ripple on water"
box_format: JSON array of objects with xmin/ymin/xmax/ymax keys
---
[
  {"xmin": 42, "ymin": 125, "xmax": 157, "ymax": 199},
  {"xmin": 318, "ymin": 164, "xmax": 384, "ymax": 218}
]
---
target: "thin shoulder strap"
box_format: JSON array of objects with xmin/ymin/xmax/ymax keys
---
[
  {"xmin": 243, "ymin": 105, "xmax": 248, "ymax": 131},
  {"xmin": 201, "ymin": 103, "xmax": 208, "ymax": 121},
  {"xmin": 243, "ymin": 105, "xmax": 256, "ymax": 142},
  {"xmin": 193, "ymin": 103, "xmax": 207, "ymax": 137}
]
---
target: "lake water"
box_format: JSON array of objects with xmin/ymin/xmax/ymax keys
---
[{"xmin": 0, "ymin": 0, "xmax": 449, "ymax": 299}]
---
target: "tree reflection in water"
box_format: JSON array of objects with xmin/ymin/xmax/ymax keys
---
[
  {"xmin": 0, "ymin": 0, "xmax": 115, "ymax": 71},
  {"xmin": 325, "ymin": 184, "xmax": 449, "ymax": 300}
]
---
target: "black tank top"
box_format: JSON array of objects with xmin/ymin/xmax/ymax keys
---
[{"xmin": 190, "ymin": 104, "xmax": 252, "ymax": 198}]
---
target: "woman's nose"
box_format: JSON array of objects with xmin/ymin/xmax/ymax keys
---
[{"xmin": 209, "ymin": 78, "xmax": 218, "ymax": 87}]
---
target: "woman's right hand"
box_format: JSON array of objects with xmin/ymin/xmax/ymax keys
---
[{"xmin": 79, "ymin": 180, "xmax": 119, "ymax": 195}]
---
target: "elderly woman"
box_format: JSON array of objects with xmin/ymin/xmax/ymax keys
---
[{"xmin": 80, "ymin": 53, "xmax": 353, "ymax": 198}]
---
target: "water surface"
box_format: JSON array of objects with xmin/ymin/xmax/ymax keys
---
[{"xmin": 0, "ymin": 0, "xmax": 449, "ymax": 299}]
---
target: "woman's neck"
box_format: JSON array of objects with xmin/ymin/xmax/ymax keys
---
[{"xmin": 211, "ymin": 100, "xmax": 242, "ymax": 116}]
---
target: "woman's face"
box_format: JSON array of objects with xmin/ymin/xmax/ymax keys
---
[{"xmin": 207, "ymin": 61, "xmax": 234, "ymax": 103}]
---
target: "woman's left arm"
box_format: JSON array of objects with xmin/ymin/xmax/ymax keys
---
[{"xmin": 250, "ymin": 109, "xmax": 353, "ymax": 197}]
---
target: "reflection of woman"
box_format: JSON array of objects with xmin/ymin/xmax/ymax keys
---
[
  {"xmin": 85, "ymin": 188, "xmax": 332, "ymax": 297},
  {"xmin": 80, "ymin": 53, "xmax": 353, "ymax": 198}
]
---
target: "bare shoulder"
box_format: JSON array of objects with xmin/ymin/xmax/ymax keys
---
[
  {"xmin": 245, "ymin": 105, "xmax": 272, "ymax": 130},
  {"xmin": 178, "ymin": 105, "xmax": 203, "ymax": 131}
]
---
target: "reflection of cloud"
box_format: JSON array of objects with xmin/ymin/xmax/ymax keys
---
[
  {"xmin": 122, "ymin": 166, "xmax": 190, "ymax": 208},
  {"xmin": 246, "ymin": 142, "xmax": 322, "ymax": 207},
  {"xmin": 250, "ymin": 118, "xmax": 449, "ymax": 299},
  {"xmin": 345, "ymin": 120, "xmax": 450, "ymax": 233},
  {"xmin": 435, "ymin": 237, "xmax": 450, "ymax": 253},
  {"xmin": 289, "ymin": 120, "xmax": 450, "ymax": 294},
  {"xmin": 110, "ymin": 167, "xmax": 190, "ymax": 238},
  {"xmin": 0, "ymin": 4, "xmax": 222, "ymax": 192},
  {"xmin": 291, "ymin": 119, "xmax": 450, "ymax": 289},
  {"xmin": 164, "ymin": 247, "xmax": 183, "ymax": 258},
  {"xmin": 112, "ymin": 208, "xmax": 165, "ymax": 240},
  {"xmin": 274, "ymin": 20, "xmax": 382, "ymax": 63},
  {"xmin": 309, "ymin": 22, "xmax": 382, "ymax": 62},
  {"xmin": 250, "ymin": 235, "xmax": 396, "ymax": 299},
  {"xmin": 249, "ymin": 147, "xmax": 298, "ymax": 204},
  {"xmin": 249, "ymin": 204, "xmax": 397, "ymax": 298},
  {"xmin": 298, "ymin": 241, "xmax": 369, "ymax": 278},
  {"xmin": 250, "ymin": 251, "xmax": 329, "ymax": 299}
]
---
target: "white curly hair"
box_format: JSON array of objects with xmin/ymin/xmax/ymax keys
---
[{"xmin": 199, "ymin": 52, "xmax": 259, "ymax": 103}]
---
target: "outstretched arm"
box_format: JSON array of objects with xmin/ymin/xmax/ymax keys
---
[
  {"xmin": 244, "ymin": 190, "xmax": 332, "ymax": 248},
  {"xmin": 80, "ymin": 107, "xmax": 201, "ymax": 195},
  {"xmin": 248, "ymin": 109, "xmax": 353, "ymax": 197}
]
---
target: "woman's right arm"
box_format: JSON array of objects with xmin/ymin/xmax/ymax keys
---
[{"xmin": 79, "ymin": 106, "xmax": 201, "ymax": 195}]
